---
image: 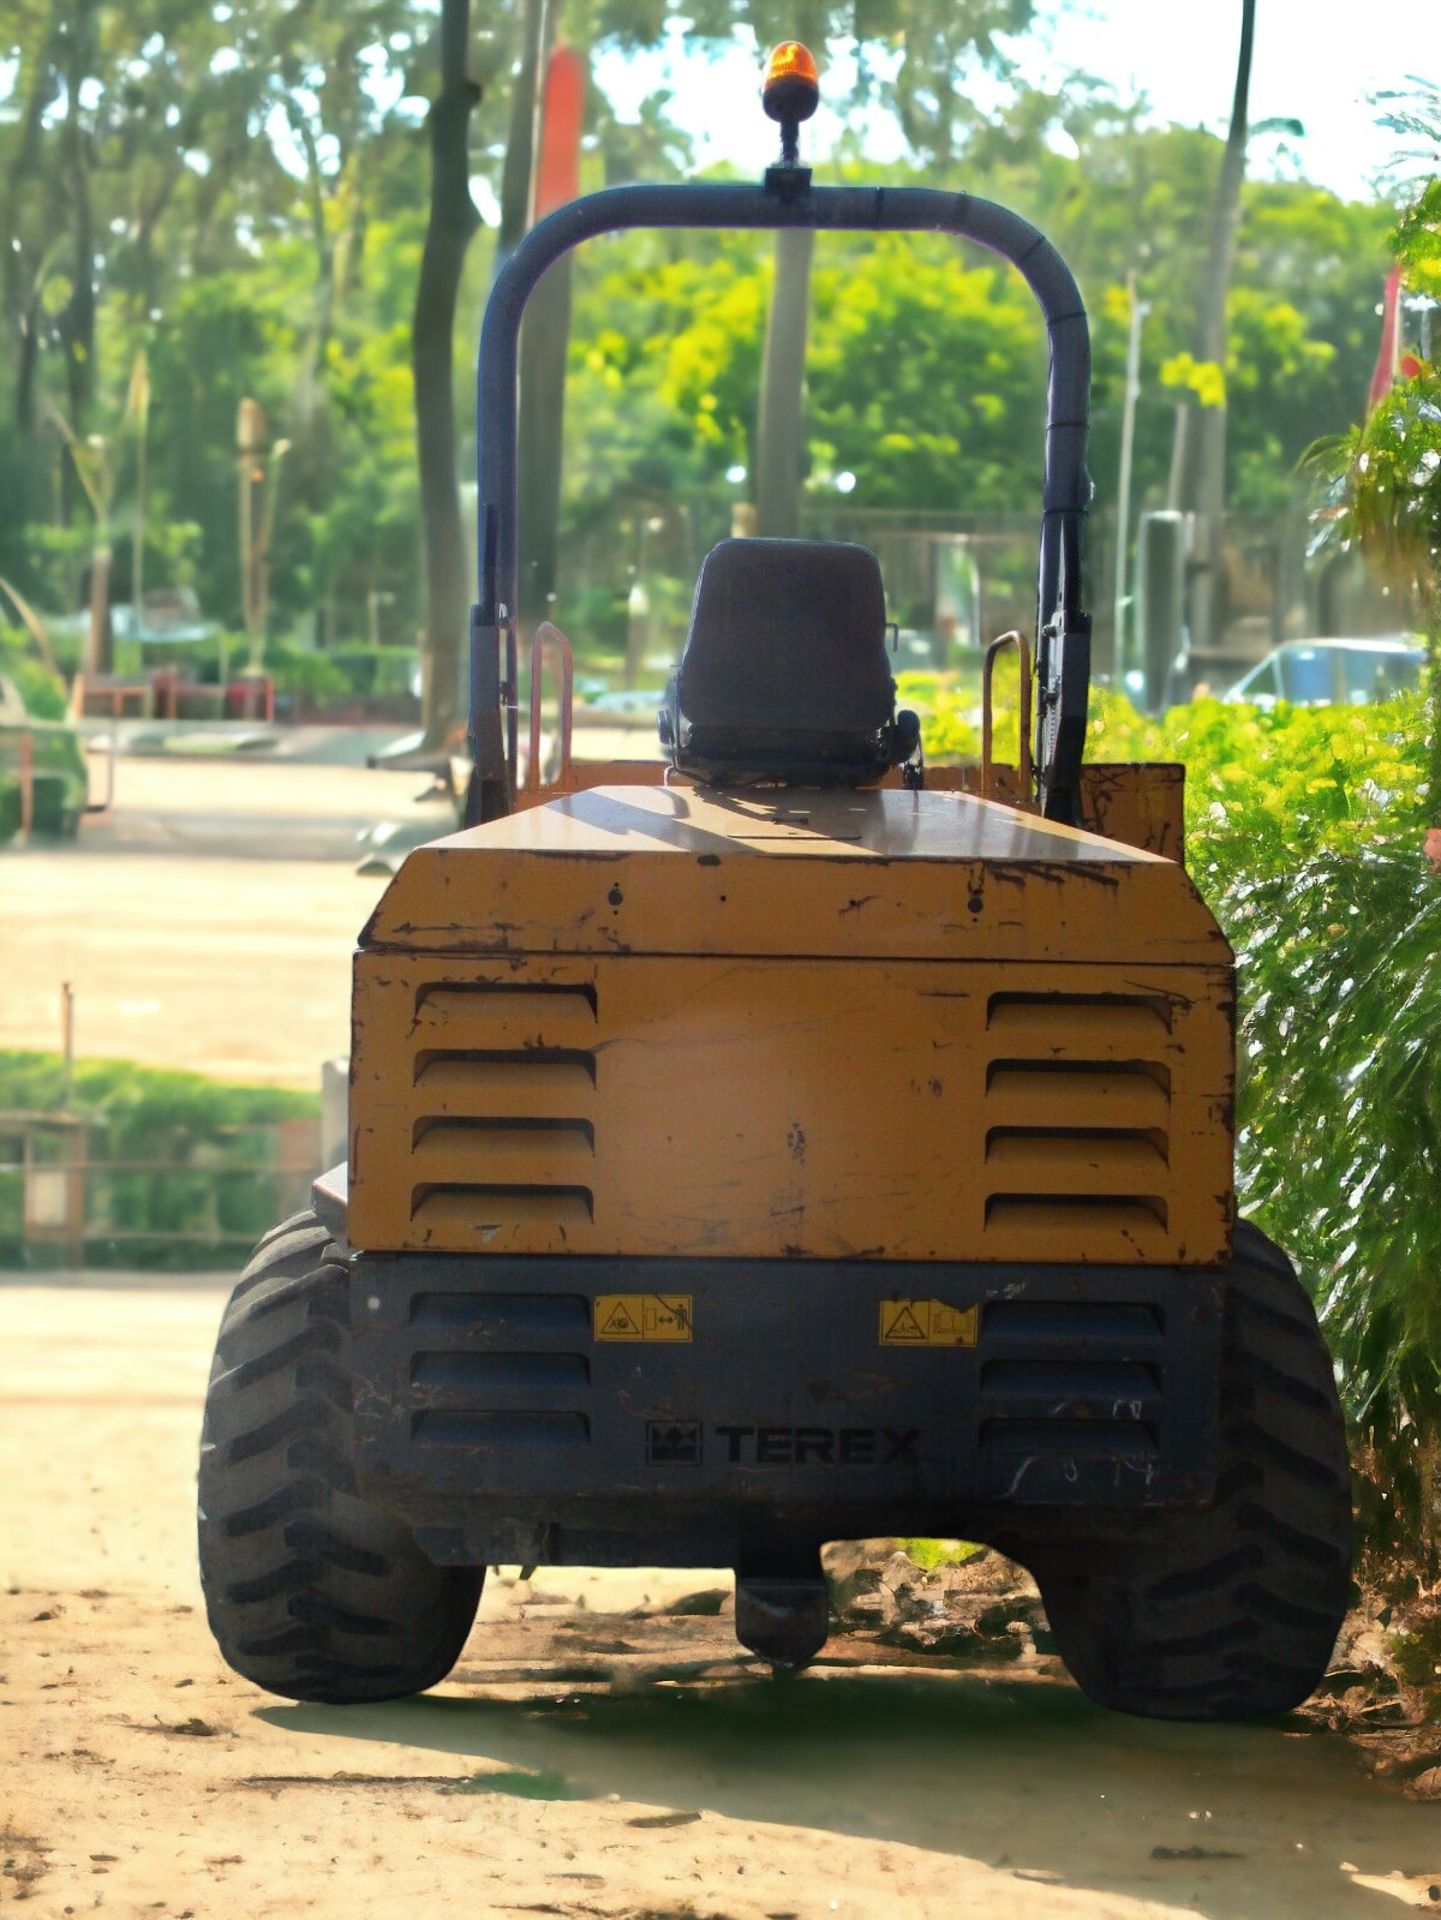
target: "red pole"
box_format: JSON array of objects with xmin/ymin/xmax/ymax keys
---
[
  {"xmin": 534, "ymin": 46, "xmax": 585, "ymax": 218},
  {"xmin": 1368, "ymin": 267, "xmax": 1403, "ymax": 414}
]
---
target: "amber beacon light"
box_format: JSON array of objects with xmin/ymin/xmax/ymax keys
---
[{"xmin": 762, "ymin": 41, "xmax": 820, "ymax": 163}]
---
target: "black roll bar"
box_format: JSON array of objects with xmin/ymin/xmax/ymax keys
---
[{"xmin": 470, "ymin": 180, "xmax": 1092, "ymax": 824}]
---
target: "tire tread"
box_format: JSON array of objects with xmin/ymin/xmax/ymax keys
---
[
  {"xmin": 1033, "ymin": 1222, "xmax": 1351, "ymax": 1722},
  {"xmin": 198, "ymin": 1210, "xmax": 482, "ymax": 1704}
]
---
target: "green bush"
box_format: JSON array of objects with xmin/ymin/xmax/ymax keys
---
[
  {"xmin": 0, "ymin": 1052, "xmax": 319, "ymax": 1268},
  {"xmin": 1, "ymin": 654, "xmax": 69, "ymax": 719},
  {"xmin": 262, "ymin": 639, "xmax": 419, "ymax": 706},
  {"xmin": 899, "ymin": 1538, "xmax": 986, "ymax": 1572},
  {"xmin": 1231, "ymin": 844, "xmax": 1440, "ymax": 1572},
  {"xmin": 1083, "ymin": 687, "xmax": 1430, "ymax": 879},
  {"xmin": 262, "ymin": 639, "xmax": 351, "ymax": 705},
  {"xmin": 330, "ymin": 643, "xmax": 420, "ymax": 699},
  {"xmin": 915, "ymin": 684, "xmax": 1438, "ymax": 1567},
  {"xmin": 565, "ymin": 584, "xmax": 629, "ymax": 658}
]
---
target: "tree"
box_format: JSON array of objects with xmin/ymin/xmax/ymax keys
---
[
  {"xmin": 1304, "ymin": 78, "xmax": 1440, "ymax": 803},
  {"xmin": 1166, "ymin": 0, "xmax": 1255, "ymax": 659},
  {"xmin": 412, "ymin": 0, "xmax": 483, "ymax": 745},
  {"xmin": 0, "ymin": 6, "xmax": 1413, "ymax": 691},
  {"xmin": 732, "ymin": 1, "xmax": 1041, "ymax": 535},
  {"xmin": 755, "ymin": 228, "xmax": 812, "ymax": 536}
]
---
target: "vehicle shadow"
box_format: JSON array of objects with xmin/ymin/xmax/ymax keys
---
[{"xmin": 262, "ymin": 1665, "xmax": 1437, "ymax": 1919}]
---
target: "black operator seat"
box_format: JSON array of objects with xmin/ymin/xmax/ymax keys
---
[{"xmin": 660, "ymin": 537, "xmax": 920, "ymax": 786}]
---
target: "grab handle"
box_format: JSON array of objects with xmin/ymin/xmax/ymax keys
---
[
  {"xmin": 526, "ymin": 621, "xmax": 574, "ymax": 792},
  {"xmin": 981, "ymin": 629, "xmax": 1034, "ymax": 806}
]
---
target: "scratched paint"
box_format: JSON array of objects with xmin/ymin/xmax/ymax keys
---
[
  {"xmin": 348, "ymin": 950, "xmax": 1232, "ymax": 1266},
  {"xmin": 347, "ymin": 775, "xmax": 1232, "ymax": 1266}
]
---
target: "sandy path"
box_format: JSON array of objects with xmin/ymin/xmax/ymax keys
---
[
  {"xmin": 0, "ymin": 758, "xmax": 418, "ymax": 1084},
  {"xmin": 1, "ymin": 848, "xmax": 384, "ymax": 1084},
  {"xmin": 0, "ymin": 750, "xmax": 648, "ymax": 1085},
  {"xmin": 4, "ymin": 1281, "xmax": 1439, "ymax": 1920}
]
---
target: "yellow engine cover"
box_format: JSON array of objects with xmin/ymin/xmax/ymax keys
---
[{"xmin": 348, "ymin": 785, "xmax": 1234, "ymax": 1266}]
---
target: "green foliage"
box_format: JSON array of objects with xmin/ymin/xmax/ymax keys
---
[
  {"xmin": 260, "ymin": 640, "xmax": 418, "ymax": 705},
  {"xmin": 262, "ymin": 641, "xmax": 352, "ymax": 706},
  {"xmin": 1230, "ymin": 844, "xmax": 1441, "ymax": 1570},
  {"xmin": 0, "ymin": 10, "xmax": 1398, "ymax": 652},
  {"xmin": 559, "ymin": 135, "xmax": 1385, "ymax": 604},
  {"xmin": 0, "ymin": 628, "xmax": 67, "ymax": 718},
  {"xmin": 1081, "ymin": 688, "xmax": 1430, "ymax": 878},
  {"xmin": 1160, "ymin": 352, "xmax": 1227, "ymax": 409},
  {"xmin": 808, "ymin": 235, "xmax": 1044, "ymax": 507},
  {"xmin": 1395, "ymin": 177, "xmax": 1441, "ymax": 293},
  {"xmin": 1376, "ymin": 78, "xmax": 1441, "ymax": 293},
  {"xmin": 1299, "ymin": 83, "xmax": 1438, "ymax": 800},
  {"xmin": 564, "ymin": 235, "xmax": 769, "ymax": 534},
  {"xmin": 330, "ymin": 645, "xmax": 420, "ymax": 699},
  {"xmin": 0, "ymin": 1052, "xmax": 318, "ymax": 1268},
  {"xmin": 1039, "ymin": 123, "xmax": 1390, "ymax": 523},
  {"xmin": 899, "ymin": 1538, "xmax": 986, "ymax": 1572},
  {"xmin": 0, "ymin": 1050, "xmax": 316, "ymax": 1136},
  {"xmin": 1305, "ymin": 371, "xmax": 1441, "ymax": 634},
  {"xmin": 913, "ymin": 685, "xmax": 1438, "ymax": 1562}
]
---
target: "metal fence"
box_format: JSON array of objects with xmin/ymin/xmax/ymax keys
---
[{"xmin": 0, "ymin": 1110, "xmax": 318, "ymax": 1268}]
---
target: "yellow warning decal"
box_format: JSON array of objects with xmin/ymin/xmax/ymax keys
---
[
  {"xmin": 878, "ymin": 1298, "xmax": 979, "ymax": 1348},
  {"xmin": 594, "ymin": 1294, "xmax": 693, "ymax": 1343}
]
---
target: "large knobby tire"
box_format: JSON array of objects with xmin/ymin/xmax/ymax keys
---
[
  {"xmin": 198, "ymin": 1211, "xmax": 483, "ymax": 1703},
  {"xmin": 1033, "ymin": 1222, "xmax": 1352, "ymax": 1722}
]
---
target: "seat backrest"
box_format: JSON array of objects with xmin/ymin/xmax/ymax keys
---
[{"xmin": 676, "ymin": 538, "xmax": 894, "ymax": 734}]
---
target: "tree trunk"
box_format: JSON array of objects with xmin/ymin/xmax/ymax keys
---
[
  {"xmin": 288, "ymin": 106, "xmax": 337, "ymax": 422},
  {"xmin": 413, "ymin": 0, "xmax": 481, "ymax": 745},
  {"xmin": 85, "ymin": 541, "xmax": 111, "ymax": 678},
  {"xmin": 1169, "ymin": 0, "xmax": 1255, "ymax": 662},
  {"xmin": 133, "ymin": 157, "xmax": 184, "ymax": 316},
  {"xmin": 0, "ymin": 0, "xmax": 58, "ymax": 341},
  {"xmin": 755, "ymin": 226, "xmax": 814, "ymax": 537},
  {"xmin": 495, "ymin": 0, "xmax": 549, "ymax": 275},
  {"xmin": 58, "ymin": 0, "xmax": 98, "ymax": 530},
  {"xmin": 14, "ymin": 261, "xmax": 47, "ymax": 435}
]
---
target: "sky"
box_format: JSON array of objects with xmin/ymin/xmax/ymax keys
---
[{"xmin": 593, "ymin": 0, "xmax": 1432, "ymax": 203}]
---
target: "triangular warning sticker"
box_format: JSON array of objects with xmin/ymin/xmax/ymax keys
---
[
  {"xmin": 882, "ymin": 1303, "xmax": 927, "ymax": 1342},
  {"xmin": 600, "ymin": 1301, "xmax": 639, "ymax": 1336}
]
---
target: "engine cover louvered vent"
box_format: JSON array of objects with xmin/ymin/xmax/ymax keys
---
[
  {"xmin": 349, "ymin": 955, "xmax": 1233, "ymax": 1264},
  {"xmin": 405, "ymin": 980, "xmax": 597, "ymax": 1243},
  {"xmin": 982, "ymin": 992, "xmax": 1176, "ymax": 1261}
]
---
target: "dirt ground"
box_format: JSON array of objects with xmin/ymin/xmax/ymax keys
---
[
  {"xmin": 0, "ymin": 757, "xmax": 426, "ymax": 1084},
  {"xmin": 0, "ymin": 742, "xmax": 657, "ymax": 1085},
  {"xmin": 5, "ymin": 747, "xmax": 1440, "ymax": 1916},
  {"xmin": 4, "ymin": 1280, "xmax": 1440, "ymax": 1920}
]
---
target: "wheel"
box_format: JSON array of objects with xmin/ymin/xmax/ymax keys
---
[
  {"xmin": 198, "ymin": 1210, "xmax": 483, "ymax": 1703},
  {"xmin": 1031, "ymin": 1221, "xmax": 1352, "ymax": 1722}
]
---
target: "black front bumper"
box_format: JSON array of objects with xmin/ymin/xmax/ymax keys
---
[{"xmin": 350, "ymin": 1255, "xmax": 1222, "ymax": 1567}]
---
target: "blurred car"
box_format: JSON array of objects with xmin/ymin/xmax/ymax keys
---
[
  {"xmin": 111, "ymin": 585, "xmax": 221, "ymax": 647},
  {"xmin": 581, "ymin": 686, "xmax": 668, "ymax": 716},
  {"xmin": 0, "ymin": 673, "xmax": 89, "ymax": 839},
  {"xmin": 1224, "ymin": 637, "xmax": 1424, "ymax": 708},
  {"xmin": 893, "ymin": 627, "xmax": 947, "ymax": 670}
]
